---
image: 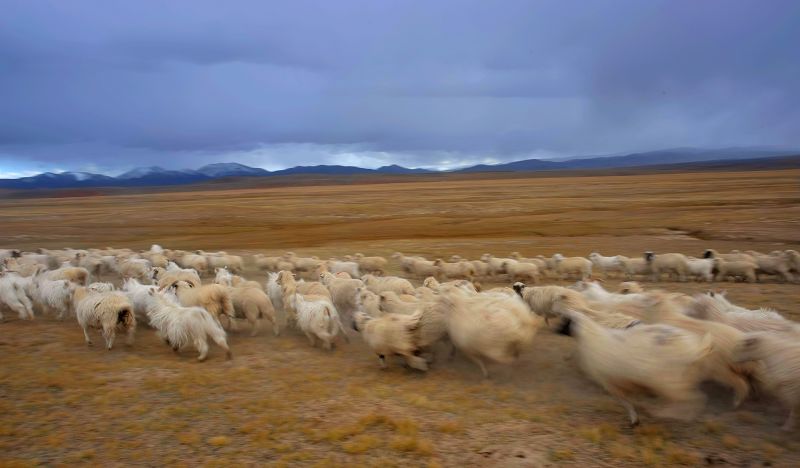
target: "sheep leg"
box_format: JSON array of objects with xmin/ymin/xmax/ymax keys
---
[
  {"xmin": 378, "ymin": 354, "xmax": 387, "ymax": 369},
  {"xmin": 125, "ymin": 327, "xmax": 135, "ymax": 346},
  {"xmin": 617, "ymin": 397, "xmax": 640, "ymax": 427},
  {"xmin": 195, "ymin": 338, "xmax": 209, "ymax": 362},
  {"xmin": 781, "ymin": 407, "xmax": 796, "ymax": 432},
  {"xmin": 467, "ymin": 353, "xmax": 489, "ymax": 379},
  {"xmin": 102, "ymin": 327, "xmax": 116, "ymax": 350},
  {"xmin": 249, "ymin": 318, "xmax": 260, "ymax": 337},
  {"xmin": 713, "ymin": 367, "xmax": 750, "ymax": 408},
  {"xmin": 271, "ymin": 317, "xmax": 280, "ymax": 337},
  {"xmin": 305, "ymin": 332, "xmax": 316, "ymax": 347},
  {"xmin": 82, "ymin": 326, "xmax": 93, "ymax": 346},
  {"xmin": 404, "ymin": 354, "xmax": 428, "ymax": 371}
]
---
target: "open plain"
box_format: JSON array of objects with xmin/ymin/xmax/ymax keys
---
[{"xmin": 1, "ymin": 168, "xmax": 799, "ymax": 466}]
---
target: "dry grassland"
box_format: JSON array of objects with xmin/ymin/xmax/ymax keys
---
[{"xmin": 0, "ymin": 169, "xmax": 799, "ymax": 466}]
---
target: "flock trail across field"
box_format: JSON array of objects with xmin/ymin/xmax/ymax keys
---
[{"xmin": 1, "ymin": 245, "xmax": 800, "ymax": 433}]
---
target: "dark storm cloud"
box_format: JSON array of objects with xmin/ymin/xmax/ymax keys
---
[{"xmin": 1, "ymin": 0, "xmax": 799, "ymax": 174}]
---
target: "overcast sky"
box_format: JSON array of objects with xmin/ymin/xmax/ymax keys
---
[{"xmin": 1, "ymin": 0, "xmax": 799, "ymax": 177}]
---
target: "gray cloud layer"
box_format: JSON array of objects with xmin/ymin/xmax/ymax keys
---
[{"xmin": 1, "ymin": 0, "xmax": 799, "ymax": 174}]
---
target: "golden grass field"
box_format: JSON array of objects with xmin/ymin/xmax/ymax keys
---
[{"xmin": 1, "ymin": 169, "xmax": 799, "ymax": 466}]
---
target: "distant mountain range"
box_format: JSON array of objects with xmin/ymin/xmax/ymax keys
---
[{"xmin": 1, "ymin": 147, "xmax": 796, "ymax": 190}]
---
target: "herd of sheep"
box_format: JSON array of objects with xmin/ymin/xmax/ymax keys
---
[{"xmin": 1, "ymin": 245, "xmax": 799, "ymax": 431}]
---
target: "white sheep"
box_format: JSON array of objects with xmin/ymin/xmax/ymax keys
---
[
  {"xmin": 352, "ymin": 253, "xmax": 388, "ymax": 275},
  {"xmin": 551, "ymin": 254, "xmax": 592, "ymax": 280},
  {"xmin": 503, "ymin": 260, "xmax": 540, "ymax": 284},
  {"xmin": 379, "ymin": 291, "xmax": 420, "ymax": 315},
  {"xmin": 745, "ymin": 251, "xmax": 794, "ymax": 282},
  {"xmin": 356, "ymin": 287, "xmax": 383, "ymax": 316},
  {"xmin": 686, "ymin": 257, "xmax": 714, "ymax": 282},
  {"xmin": 615, "ymin": 255, "xmax": 650, "ymax": 280},
  {"xmin": 73, "ymin": 286, "xmax": 136, "ymax": 349},
  {"xmin": 165, "ymin": 281, "xmax": 235, "ymax": 324},
  {"xmin": 43, "ymin": 265, "xmax": 91, "ymax": 285},
  {"xmin": 0, "ymin": 271, "xmax": 35, "ymax": 321},
  {"xmin": 319, "ymin": 272, "xmax": 363, "ymax": 327},
  {"xmin": 122, "ymin": 278, "xmax": 158, "ymax": 323},
  {"xmin": 515, "ymin": 283, "xmax": 640, "ymax": 329},
  {"xmin": 291, "ymin": 293, "xmax": 348, "ymax": 350},
  {"xmin": 229, "ymin": 286, "xmax": 279, "ymax": 336},
  {"xmin": 353, "ymin": 310, "xmax": 428, "ymax": 371},
  {"xmin": 320, "ymin": 260, "xmax": 361, "ymax": 278},
  {"xmin": 687, "ymin": 292, "xmax": 798, "ymax": 334},
  {"xmin": 438, "ymin": 289, "xmax": 543, "ymax": 378},
  {"xmin": 558, "ymin": 308, "xmax": 712, "ymax": 426},
  {"xmin": 145, "ymin": 290, "xmax": 232, "ymax": 361},
  {"xmin": 714, "ymin": 258, "xmax": 757, "ymax": 283},
  {"xmin": 734, "ymin": 333, "xmax": 800, "ymax": 431},
  {"xmin": 433, "ymin": 259, "xmax": 475, "ymax": 280},
  {"xmin": 117, "ymin": 258, "xmax": 152, "ymax": 282},
  {"xmin": 644, "ymin": 252, "xmax": 689, "ymax": 282},
  {"xmin": 361, "ymin": 274, "xmax": 415, "ymax": 296},
  {"xmin": 29, "ymin": 273, "xmax": 74, "ymax": 320},
  {"xmin": 588, "ymin": 252, "xmax": 624, "ymax": 278}
]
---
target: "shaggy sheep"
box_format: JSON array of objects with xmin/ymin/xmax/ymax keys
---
[
  {"xmin": 644, "ymin": 252, "xmax": 689, "ymax": 282},
  {"xmin": 407, "ymin": 258, "xmax": 437, "ymax": 278},
  {"xmin": 734, "ymin": 333, "xmax": 800, "ymax": 431},
  {"xmin": 0, "ymin": 271, "xmax": 35, "ymax": 320},
  {"xmin": 291, "ymin": 293, "xmax": 348, "ymax": 350},
  {"xmin": 615, "ymin": 255, "xmax": 651, "ymax": 280},
  {"xmin": 145, "ymin": 290, "xmax": 232, "ymax": 361},
  {"xmin": 73, "ymin": 286, "xmax": 136, "ymax": 349},
  {"xmin": 515, "ymin": 283, "xmax": 640, "ymax": 329},
  {"xmin": 503, "ymin": 260, "xmax": 540, "ymax": 284},
  {"xmin": 117, "ymin": 258, "xmax": 151, "ymax": 282},
  {"xmin": 283, "ymin": 252, "xmax": 321, "ymax": 273},
  {"xmin": 558, "ymin": 308, "xmax": 712, "ymax": 426},
  {"xmin": 686, "ymin": 257, "xmax": 714, "ymax": 282},
  {"xmin": 433, "ymin": 259, "xmax": 475, "ymax": 280},
  {"xmin": 319, "ymin": 260, "xmax": 361, "ymax": 278},
  {"xmin": 353, "ymin": 253, "xmax": 388, "ymax": 275},
  {"xmin": 44, "ymin": 265, "xmax": 90, "ymax": 286},
  {"xmin": 206, "ymin": 254, "xmax": 244, "ymax": 274},
  {"xmin": 122, "ymin": 278, "xmax": 158, "ymax": 323},
  {"xmin": 745, "ymin": 251, "xmax": 794, "ymax": 282},
  {"xmin": 276, "ymin": 270, "xmax": 331, "ymax": 323},
  {"xmin": 29, "ymin": 273, "xmax": 74, "ymax": 320},
  {"xmin": 229, "ymin": 286, "xmax": 279, "ymax": 336},
  {"xmin": 379, "ymin": 291, "xmax": 420, "ymax": 315},
  {"xmin": 361, "ymin": 274, "xmax": 415, "ymax": 296},
  {"xmin": 422, "ymin": 277, "xmax": 477, "ymax": 294},
  {"xmin": 179, "ymin": 253, "xmax": 209, "ymax": 275},
  {"xmin": 617, "ymin": 281, "xmax": 644, "ymax": 294},
  {"xmin": 166, "ymin": 281, "xmax": 235, "ymax": 324},
  {"xmin": 588, "ymin": 252, "xmax": 624, "ymax": 278},
  {"xmin": 155, "ymin": 269, "xmax": 202, "ymax": 289},
  {"xmin": 703, "ymin": 249, "xmax": 756, "ymax": 264},
  {"xmin": 3, "ymin": 257, "xmax": 44, "ymax": 277},
  {"xmin": 480, "ymin": 254, "xmax": 510, "ymax": 277},
  {"xmin": 319, "ymin": 272, "xmax": 363, "ymax": 326},
  {"xmin": 640, "ymin": 297, "xmax": 754, "ymax": 407},
  {"xmin": 687, "ymin": 292, "xmax": 799, "ymax": 334},
  {"xmin": 438, "ymin": 289, "xmax": 543, "ymax": 378},
  {"xmin": 551, "ymin": 254, "xmax": 592, "ymax": 280},
  {"xmin": 266, "ymin": 272, "xmax": 285, "ymax": 317},
  {"xmin": 254, "ymin": 254, "xmax": 284, "ymax": 272},
  {"xmin": 356, "ymin": 287, "xmax": 383, "ymax": 316},
  {"xmin": 353, "ymin": 310, "xmax": 428, "ymax": 371},
  {"xmin": 714, "ymin": 258, "xmax": 757, "ymax": 283}
]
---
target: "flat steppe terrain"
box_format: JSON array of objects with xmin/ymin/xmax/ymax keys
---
[{"xmin": 1, "ymin": 169, "xmax": 799, "ymax": 466}]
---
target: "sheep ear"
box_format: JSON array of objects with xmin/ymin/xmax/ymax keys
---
[
  {"xmin": 559, "ymin": 294, "xmax": 569, "ymax": 301},
  {"xmin": 744, "ymin": 336, "xmax": 759, "ymax": 347}
]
